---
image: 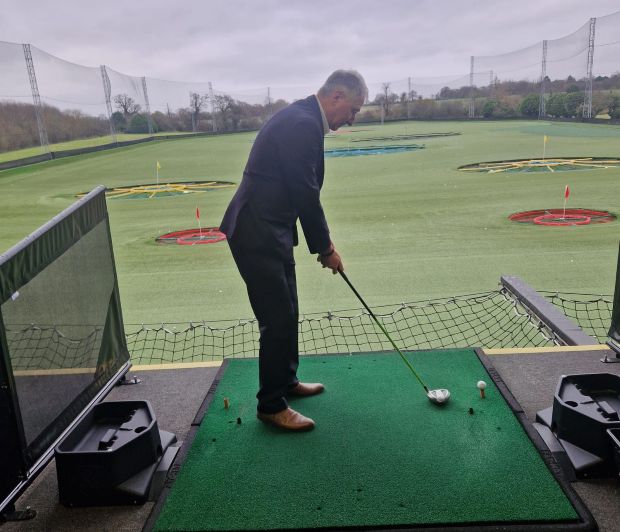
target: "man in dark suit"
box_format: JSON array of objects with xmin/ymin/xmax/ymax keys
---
[{"xmin": 220, "ymin": 70, "xmax": 367, "ymax": 431}]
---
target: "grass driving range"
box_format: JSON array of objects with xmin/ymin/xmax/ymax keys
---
[{"xmin": 0, "ymin": 119, "xmax": 618, "ymax": 326}]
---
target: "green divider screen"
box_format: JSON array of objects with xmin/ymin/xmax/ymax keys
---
[
  {"xmin": 0, "ymin": 186, "xmax": 129, "ymax": 511},
  {"xmin": 153, "ymin": 349, "xmax": 591, "ymax": 531},
  {"xmin": 610, "ymin": 242, "xmax": 620, "ymax": 344}
]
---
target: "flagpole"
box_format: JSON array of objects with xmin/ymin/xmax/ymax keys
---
[
  {"xmin": 562, "ymin": 197, "xmax": 566, "ymax": 220},
  {"xmin": 156, "ymin": 162, "xmax": 159, "ymax": 187},
  {"xmin": 196, "ymin": 206, "xmax": 202, "ymax": 239},
  {"xmin": 543, "ymin": 135, "xmax": 547, "ymax": 160}
]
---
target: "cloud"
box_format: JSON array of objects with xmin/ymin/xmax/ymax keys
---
[{"xmin": 1, "ymin": 0, "xmax": 619, "ymax": 102}]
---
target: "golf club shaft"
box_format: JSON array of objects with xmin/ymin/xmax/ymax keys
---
[{"xmin": 339, "ymin": 271, "xmax": 429, "ymax": 393}]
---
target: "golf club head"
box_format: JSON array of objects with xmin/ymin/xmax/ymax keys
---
[{"xmin": 427, "ymin": 388, "xmax": 450, "ymax": 405}]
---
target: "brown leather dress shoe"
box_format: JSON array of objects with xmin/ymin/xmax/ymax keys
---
[
  {"xmin": 257, "ymin": 407, "xmax": 315, "ymax": 431},
  {"xmin": 288, "ymin": 382, "xmax": 325, "ymax": 396}
]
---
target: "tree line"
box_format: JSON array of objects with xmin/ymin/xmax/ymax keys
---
[
  {"xmin": 0, "ymin": 102, "xmax": 109, "ymax": 153},
  {"xmin": 364, "ymin": 74, "xmax": 620, "ymax": 121},
  {"xmin": 111, "ymin": 92, "xmax": 288, "ymax": 135},
  {"xmin": 0, "ymin": 93, "xmax": 289, "ymax": 153},
  {"xmin": 1, "ymin": 74, "xmax": 619, "ymax": 154}
]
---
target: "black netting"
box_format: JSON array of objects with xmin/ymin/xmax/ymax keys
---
[
  {"xmin": 126, "ymin": 288, "xmax": 606, "ymax": 364},
  {"xmin": 5, "ymin": 325, "xmax": 104, "ymax": 371},
  {"xmin": 541, "ymin": 291, "xmax": 614, "ymax": 343}
]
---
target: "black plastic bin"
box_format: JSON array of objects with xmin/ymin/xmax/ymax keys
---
[
  {"xmin": 55, "ymin": 400, "xmax": 163, "ymax": 505},
  {"xmin": 608, "ymin": 428, "xmax": 620, "ymax": 478}
]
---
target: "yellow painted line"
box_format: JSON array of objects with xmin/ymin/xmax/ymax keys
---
[
  {"xmin": 131, "ymin": 360, "xmax": 223, "ymax": 371},
  {"xmin": 14, "ymin": 367, "xmax": 96, "ymax": 376},
  {"xmin": 14, "ymin": 360, "xmax": 224, "ymax": 376},
  {"xmin": 484, "ymin": 344, "xmax": 610, "ymax": 356}
]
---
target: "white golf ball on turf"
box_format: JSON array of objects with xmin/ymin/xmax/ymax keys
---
[{"xmin": 477, "ymin": 380, "xmax": 487, "ymax": 390}]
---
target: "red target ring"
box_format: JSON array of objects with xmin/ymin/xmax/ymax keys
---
[
  {"xmin": 157, "ymin": 228, "xmax": 226, "ymax": 245},
  {"xmin": 532, "ymin": 214, "xmax": 591, "ymax": 226},
  {"xmin": 509, "ymin": 208, "xmax": 615, "ymax": 226}
]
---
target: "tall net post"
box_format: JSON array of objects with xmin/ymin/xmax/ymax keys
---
[
  {"xmin": 583, "ymin": 17, "xmax": 596, "ymax": 119},
  {"xmin": 208, "ymin": 82, "xmax": 217, "ymax": 132},
  {"xmin": 468, "ymin": 56, "xmax": 475, "ymax": 118},
  {"xmin": 546, "ymin": 20, "xmax": 590, "ymax": 117},
  {"xmin": 0, "ymin": 41, "xmax": 37, "ymax": 154},
  {"xmin": 22, "ymin": 43, "xmax": 49, "ymax": 153},
  {"xmin": 100, "ymin": 65, "xmax": 117, "ymax": 143},
  {"xmin": 406, "ymin": 77, "xmax": 411, "ymax": 119},
  {"xmin": 22, "ymin": 45, "xmax": 111, "ymax": 154},
  {"xmin": 190, "ymin": 91, "xmax": 196, "ymax": 132},
  {"xmin": 266, "ymin": 86, "xmax": 272, "ymax": 118},
  {"xmin": 141, "ymin": 77, "xmax": 153, "ymax": 134},
  {"xmin": 539, "ymin": 40, "xmax": 547, "ymax": 118},
  {"xmin": 592, "ymin": 11, "xmax": 620, "ymax": 80}
]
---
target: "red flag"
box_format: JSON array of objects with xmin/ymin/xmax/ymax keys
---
[
  {"xmin": 564, "ymin": 185, "xmax": 570, "ymax": 199},
  {"xmin": 196, "ymin": 207, "xmax": 200, "ymax": 220}
]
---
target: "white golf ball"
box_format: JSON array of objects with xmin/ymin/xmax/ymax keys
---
[{"xmin": 477, "ymin": 380, "xmax": 487, "ymax": 390}]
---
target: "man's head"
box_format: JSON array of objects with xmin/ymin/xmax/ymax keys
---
[{"xmin": 317, "ymin": 70, "xmax": 367, "ymax": 131}]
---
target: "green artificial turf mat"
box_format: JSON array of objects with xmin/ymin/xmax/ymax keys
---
[{"xmin": 153, "ymin": 349, "xmax": 579, "ymax": 531}]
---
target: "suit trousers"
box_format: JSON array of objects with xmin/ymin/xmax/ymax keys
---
[{"xmin": 227, "ymin": 221, "xmax": 300, "ymax": 414}]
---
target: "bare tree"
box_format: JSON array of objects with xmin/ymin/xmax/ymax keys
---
[
  {"xmin": 113, "ymin": 94, "xmax": 141, "ymax": 119},
  {"xmin": 381, "ymin": 82, "xmax": 391, "ymax": 116},
  {"xmin": 212, "ymin": 94, "xmax": 237, "ymax": 130},
  {"xmin": 189, "ymin": 92, "xmax": 208, "ymax": 132},
  {"xmin": 371, "ymin": 83, "xmax": 399, "ymax": 122}
]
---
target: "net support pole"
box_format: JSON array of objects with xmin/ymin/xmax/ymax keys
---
[
  {"xmin": 583, "ymin": 17, "xmax": 596, "ymax": 119},
  {"xmin": 468, "ymin": 56, "xmax": 475, "ymax": 118},
  {"xmin": 501, "ymin": 275, "xmax": 598, "ymax": 346},
  {"xmin": 100, "ymin": 65, "xmax": 117, "ymax": 143},
  {"xmin": 190, "ymin": 91, "xmax": 196, "ymax": 133},
  {"xmin": 141, "ymin": 77, "xmax": 154, "ymax": 134},
  {"xmin": 407, "ymin": 77, "xmax": 412, "ymax": 119},
  {"xmin": 208, "ymin": 82, "xmax": 217, "ymax": 133},
  {"xmin": 539, "ymin": 40, "xmax": 548, "ymax": 119},
  {"xmin": 267, "ymin": 86, "xmax": 272, "ymax": 119},
  {"xmin": 22, "ymin": 43, "xmax": 50, "ymax": 154}
]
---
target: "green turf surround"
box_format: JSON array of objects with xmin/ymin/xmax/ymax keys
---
[
  {"xmin": 153, "ymin": 349, "xmax": 579, "ymax": 531},
  {"xmin": 0, "ymin": 131, "xmax": 194, "ymax": 164},
  {"xmin": 0, "ymin": 121, "xmax": 619, "ymax": 325}
]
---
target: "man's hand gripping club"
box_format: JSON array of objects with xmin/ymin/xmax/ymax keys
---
[{"xmin": 317, "ymin": 242, "xmax": 343, "ymax": 274}]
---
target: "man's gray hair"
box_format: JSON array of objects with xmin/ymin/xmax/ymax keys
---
[{"xmin": 318, "ymin": 70, "xmax": 368, "ymax": 100}]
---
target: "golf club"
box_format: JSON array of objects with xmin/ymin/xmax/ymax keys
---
[{"xmin": 339, "ymin": 270, "xmax": 450, "ymax": 405}]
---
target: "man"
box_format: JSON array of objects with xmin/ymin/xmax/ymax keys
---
[{"xmin": 220, "ymin": 70, "xmax": 367, "ymax": 431}]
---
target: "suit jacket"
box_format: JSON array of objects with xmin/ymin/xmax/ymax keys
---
[{"xmin": 220, "ymin": 95, "xmax": 331, "ymax": 256}]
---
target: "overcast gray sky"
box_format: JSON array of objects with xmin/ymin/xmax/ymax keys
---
[{"xmin": 2, "ymin": 0, "xmax": 619, "ymax": 93}]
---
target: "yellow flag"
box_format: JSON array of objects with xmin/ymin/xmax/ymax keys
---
[
  {"xmin": 156, "ymin": 161, "xmax": 161, "ymax": 170},
  {"xmin": 543, "ymin": 135, "xmax": 548, "ymax": 144}
]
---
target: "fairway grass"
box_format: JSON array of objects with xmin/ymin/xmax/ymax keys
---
[
  {"xmin": 1, "ymin": 120, "xmax": 619, "ymax": 325},
  {"xmin": 0, "ymin": 131, "xmax": 195, "ymax": 164}
]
